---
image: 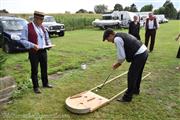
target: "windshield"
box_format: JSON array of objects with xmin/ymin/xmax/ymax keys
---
[
  {"xmin": 43, "ymin": 17, "xmax": 56, "ymax": 22},
  {"xmin": 102, "ymin": 16, "xmax": 112, "ymax": 20},
  {"xmin": 2, "ymin": 19, "xmax": 27, "ymax": 31}
]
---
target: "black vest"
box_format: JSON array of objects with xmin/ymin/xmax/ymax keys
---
[
  {"xmin": 115, "ymin": 33, "xmax": 142, "ymax": 62},
  {"xmin": 146, "ymin": 18, "xmax": 157, "ymax": 30}
]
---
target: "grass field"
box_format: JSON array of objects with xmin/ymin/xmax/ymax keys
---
[{"xmin": 0, "ymin": 20, "xmax": 180, "ymax": 120}]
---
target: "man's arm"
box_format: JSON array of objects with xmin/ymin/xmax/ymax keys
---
[
  {"xmin": 20, "ymin": 25, "xmax": 36, "ymax": 49},
  {"xmin": 113, "ymin": 37, "xmax": 126, "ymax": 69}
]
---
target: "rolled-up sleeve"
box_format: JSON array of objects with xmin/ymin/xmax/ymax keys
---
[
  {"xmin": 20, "ymin": 25, "xmax": 35, "ymax": 49},
  {"xmin": 114, "ymin": 37, "xmax": 126, "ymax": 64},
  {"xmin": 45, "ymin": 29, "xmax": 52, "ymax": 45}
]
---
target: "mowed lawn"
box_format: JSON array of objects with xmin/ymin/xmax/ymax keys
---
[{"xmin": 0, "ymin": 20, "xmax": 180, "ymax": 120}]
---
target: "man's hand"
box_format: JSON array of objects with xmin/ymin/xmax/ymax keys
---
[
  {"xmin": 33, "ymin": 44, "xmax": 39, "ymax": 51},
  {"xmin": 112, "ymin": 63, "xmax": 121, "ymax": 70}
]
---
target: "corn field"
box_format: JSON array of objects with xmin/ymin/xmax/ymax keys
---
[
  {"xmin": 17, "ymin": 13, "xmax": 101, "ymax": 31},
  {"xmin": 52, "ymin": 13, "xmax": 101, "ymax": 30}
]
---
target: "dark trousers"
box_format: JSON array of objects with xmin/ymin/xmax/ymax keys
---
[
  {"xmin": 29, "ymin": 50, "xmax": 48, "ymax": 89},
  {"xmin": 125, "ymin": 51, "xmax": 148, "ymax": 98},
  {"xmin": 145, "ymin": 29, "xmax": 156, "ymax": 51},
  {"xmin": 176, "ymin": 47, "xmax": 180, "ymax": 58}
]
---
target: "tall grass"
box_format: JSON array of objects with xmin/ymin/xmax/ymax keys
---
[
  {"xmin": 53, "ymin": 13, "xmax": 101, "ymax": 30},
  {"xmin": 16, "ymin": 13, "xmax": 101, "ymax": 31}
]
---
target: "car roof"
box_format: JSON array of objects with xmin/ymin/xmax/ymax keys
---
[{"xmin": 0, "ymin": 16, "xmax": 25, "ymax": 21}]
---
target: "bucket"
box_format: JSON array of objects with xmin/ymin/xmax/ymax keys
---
[
  {"xmin": 81, "ymin": 63, "xmax": 87, "ymax": 70},
  {"xmin": 0, "ymin": 76, "xmax": 16, "ymax": 103}
]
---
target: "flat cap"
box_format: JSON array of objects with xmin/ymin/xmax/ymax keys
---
[
  {"xmin": 103, "ymin": 28, "xmax": 114, "ymax": 41},
  {"xmin": 34, "ymin": 11, "xmax": 45, "ymax": 18}
]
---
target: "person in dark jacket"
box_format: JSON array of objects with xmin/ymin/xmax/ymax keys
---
[
  {"xmin": 128, "ymin": 15, "xmax": 141, "ymax": 40},
  {"xmin": 103, "ymin": 28, "xmax": 148, "ymax": 102}
]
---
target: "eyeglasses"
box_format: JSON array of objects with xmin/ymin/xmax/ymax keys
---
[{"xmin": 35, "ymin": 16, "xmax": 44, "ymax": 21}]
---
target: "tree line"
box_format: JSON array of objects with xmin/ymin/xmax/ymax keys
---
[{"xmin": 77, "ymin": 0, "xmax": 179, "ymax": 19}]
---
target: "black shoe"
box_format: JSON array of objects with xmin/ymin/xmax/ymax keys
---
[
  {"xmin": 34, "ymin": 88, "xmax": 41, "ymax": 94},
  {"xmin": 43, "ymin": 84, "xmax": 53, "ymax": 88},
  {"xmin": 117, "ymin": 97, "xmax": 132, "ymax": 102},
  {"xmin": 133, "ymin": 90, "xmax": 140, "ymax": 95}
]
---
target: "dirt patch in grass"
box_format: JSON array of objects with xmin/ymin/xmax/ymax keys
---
[{"xmin": 48, "ymin": 72, "xmax": 63, "ymax": 80}]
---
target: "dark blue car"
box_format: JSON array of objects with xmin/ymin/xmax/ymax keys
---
[{"xmin": 0, "ymin": 16, "xmax": 28, "ymax": 53}]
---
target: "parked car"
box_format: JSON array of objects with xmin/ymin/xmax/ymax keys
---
[
  {"xmin": 0, "ymin": 16, "xmax": 28, "ymax": 53},
  {"xmin": 29, "ymin": 15, "xmax": 65, "ymax": 37},
  {"xmin": 92, "ymin": 14, "xmax": 122, "ymax": 29}
]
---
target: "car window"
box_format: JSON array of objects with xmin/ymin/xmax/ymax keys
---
[
  {"xmin": 44, "ymin": 17, "xmax": 56, "ymax": 22},
  {"xmin": 2, "ymin": 20, "xmax": 27, "ymax": 31}
]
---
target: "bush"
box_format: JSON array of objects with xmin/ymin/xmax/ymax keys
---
[{"xmin": 0, "ymin": 51, "xmax": 6, "ymax": 77}]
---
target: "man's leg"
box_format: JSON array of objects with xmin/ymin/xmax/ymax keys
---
[
  {"xmin": 134, "ymin": 51, "xmax": 148, "ymax": 94},
  {"xmin": 150, "ymin": 30, "xmax": 156, "ymax": 52},
  {"xmin": 176, "ymin": 47, "xmax": 180, "ymax": 58},
  {"xmin": 145, "ymin": 30, "xmax": 150, "ymax": 48},
  {"xmin": 39, "ymin": 50, "xmax": 48, "ymax": 87},
  {"xmin": 29, "ymin": 52, "xmax": 40, "ymax": 92}
]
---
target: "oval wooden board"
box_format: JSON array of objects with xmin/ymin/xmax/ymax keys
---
[{"xmin": 65, "ymin": 91, "xmax": 109, "ymax": 114}]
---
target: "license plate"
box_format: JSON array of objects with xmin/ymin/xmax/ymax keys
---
[{"xmin": 57, "ymin": 30, "xmax": 60, "ymax": 32}]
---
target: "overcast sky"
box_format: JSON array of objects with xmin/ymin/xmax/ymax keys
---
[{"xmin": 0, "ymin": 0, "xmax": 179, "ymax": 13}]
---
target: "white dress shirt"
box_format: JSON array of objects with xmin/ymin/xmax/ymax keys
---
[
  {"xmin": 146, "ymin": 19, "xmax": 159, "ymax": 30},
  {"xmin": 114, "ymin": 36, "xmax": 147, "ymax": 64}
]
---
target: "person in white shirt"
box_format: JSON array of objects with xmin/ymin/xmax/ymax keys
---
[
  {"xmin": 20, "ymin": 11, "xmax": 53, "ymax": 94},
  {"xmin": 103, "ymin": 28, "xmax": 148, "ymax": 102},
  {"xmin": 145, "ymin": 12, "xmax": 159, "ymax": 52}
]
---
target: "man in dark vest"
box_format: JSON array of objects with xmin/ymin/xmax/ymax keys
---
[
  {"xmin": 20, "ymin": 11, "xmax": 53, "ymax": 93},
  {"xmin": 103, "ymin": 28, "xmax": 148, "ymax": 102},
  {"xmin": 145, "ymin": 12, "xmax": 159, "ymax": 52}
]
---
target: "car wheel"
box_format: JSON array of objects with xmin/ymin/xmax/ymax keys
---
[
  {"xmin": 58, "ymin": 31, "xmax": 64, "ymax": 37},
  {"xmin": 3, "ymin": 43, "xmax": 11, "ymax": 53}
]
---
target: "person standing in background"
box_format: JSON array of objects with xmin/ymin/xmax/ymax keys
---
[
  {"xmin": 128, "ymin": 15, "xmax": 141, "ymax": 40},
  {"xmin": 145, "ymin": 12, "xmax": 159, "ymax": 52},
  {"xmin": 20, "ymin": 11, "xmax": 53, "ymax": 94},
  {"xmin": 103, "ymin": 28, "xmax": 148, "ymax": 102}
]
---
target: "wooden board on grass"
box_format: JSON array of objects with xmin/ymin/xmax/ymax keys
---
[{"xmin": 65, "ymin": 91, "xmax": 109, "ymax": 114}]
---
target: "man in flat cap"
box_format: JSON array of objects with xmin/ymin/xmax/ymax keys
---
[
  {"xmin": 103, "ymin": 28, "xmax": 148, "ymax": 102},
  {"xmin": 20, "ymin": 11, "xmax": 53, "ymax": 94},
  {"xmin": 144, "ymin": 12, "xmax": 159, "ymax": 52}
]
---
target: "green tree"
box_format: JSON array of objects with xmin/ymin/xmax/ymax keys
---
[
  {"xmin": 94, "ymin": 4, "xmax": 108, "ymax": 14},
  {"xmin": 140, "ymin": 4, "xmax": 153, "ymax": 12},
  {"xmin": 76, "ymin": 9, "xmax": 88, "ymax": 13},
  {"xmin": 154, "ymin": 7, "xmax": 165, "ymax": 15},
  {"xmin": 0, "ymin": 51, "xmax": 6, "ymax": 77},
  {"xmin": 124, "ymin": 6, "xmax": 130, "ymax": 11},
  {"xmin": 130, "ymin": 4, "xmax": 138, "ymax": 12},
  {"xmin": 114, "ymin": 4, "xmax": 123, "ymax": 11},
  {"xmin": 163, "ymin": 0, "xmax": 177, "ymax": 19},
  {"xmin": 176, "ymin": 10, "xmax": 180, "ymax": 20}
]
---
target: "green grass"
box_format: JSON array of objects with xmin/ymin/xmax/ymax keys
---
[{"xmin": 0, "ymin": 20, "xmax": 180, "ymax": 120}]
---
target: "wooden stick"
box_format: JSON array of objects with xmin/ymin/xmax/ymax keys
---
[
  {"xmin": 109, "ymin": 72, "xmax": 151, "ymax": 102},
  {"xmin": 90, "ymin": 71, "xmax": 128, "ymax": 91}
]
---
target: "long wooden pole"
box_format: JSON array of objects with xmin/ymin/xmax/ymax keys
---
[
  {"xmin": 90, "ymin": 71, "xmax": 128, "ymax": 91},
  {"xmin": 108, "ymin": 72, "xmax": 151, "ymax": 102}
]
